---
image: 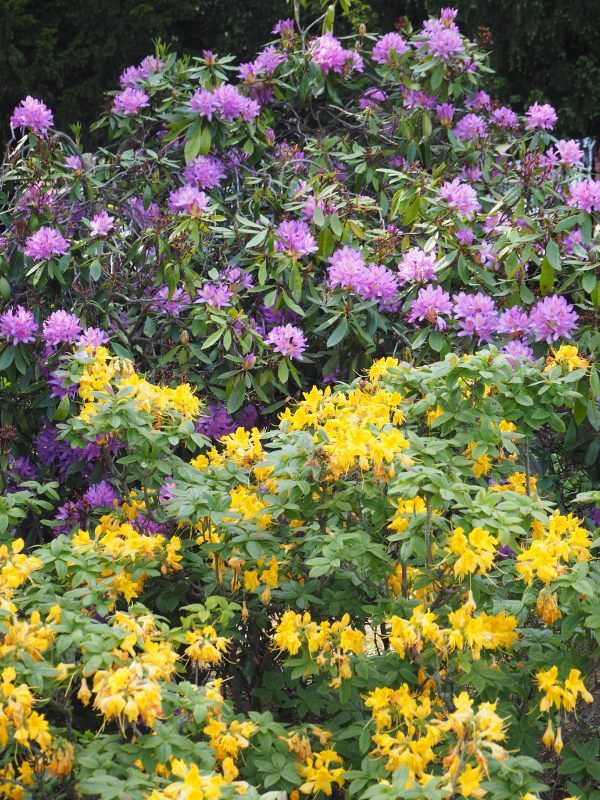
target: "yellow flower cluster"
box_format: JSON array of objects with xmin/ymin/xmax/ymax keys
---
[
  {"xmin": 71, "ymin": 513, "xmax": 182, "ymax": 603},
  {"xmin": 386, "ymin": 596, "xmax": 518, "ymax": 663},
  {"xmin": 147, "ymin": 757, "xmax": 246, "ymax": 800},
  {"xmin": 365, "ymin": 685, "xmax": 507, "ymax": 795},
  {"xmin": 545, "ymin": 345, "xmax": 589, "ymax": 372},
  {"xmin": 516, "ymin": 514, "xmax": 591, "ymax": 585},
  {"xmin": 388, "ymin": 496, "xmax": 427, "ymax": 534},
  {"xmin": 273, "ymin": 611, "xmax": 364, "ymax": 688},
  {"xmin": 184, "ymin": 626, "xmax": 230, "ymax": 669},
  {"xmin": 77, "ymin": 346, "xmax": 201, "ymax": 425},
  {"xmin": 536, "ymin": 666, "xmax": 593, "ymax": 756},
  {"xmin": 279, "ymin": 385, "xmax": 410, "ymax": 479},
  {"xmin": 535, "ymin": 589, "xmax": 562, "ymax": 625},
  {"xmin": 0, "ymin": 606, "xmax": 58, "ymax": 662},
  {"xmin": 446, "ymin": 527, "xmax": 498, "ymax": 580},
  {"xmin": 447, "ymin": 593, "xmax": 518, "ymax": 660},
  {"xmin": 0, "ymin": 667, "xmax": 52, "ymax": 751},
  {"xmin": 490, "ymin": 472, "xmax": 537, "ymax": 495},
  {"xmin": 536, "ymin": 666, "xmax": 593, "ymax": 713},
  {"xmin": 0, "ymin": 539, "xmax": 42, "ymax": 606},
  {"xmin": 298, "ymin": 749, "xmax": 346, "ymax": 796},
  {"xmin": 462, "ymin": 442, "xmax": 492, "ymax": 479}
]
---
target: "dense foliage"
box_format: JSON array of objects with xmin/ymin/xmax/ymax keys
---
[
  {"xmin": 0, "ymin": 4, "xmax": 598, "ymax": 800},
  {"xmin": 3, "ymin": 0, "xmax": 600, "ymax": 138}
]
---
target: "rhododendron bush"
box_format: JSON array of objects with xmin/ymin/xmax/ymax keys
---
[{"xmin": 0, "ymin": 3, "xmax": 599, "ymax": 799}]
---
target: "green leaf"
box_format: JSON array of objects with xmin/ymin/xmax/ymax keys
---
[
  {"xmin": 539, "ymin": 256, "xmax": 554, "ymax": 294},
  {"xmin": 327, "ymin": 319, "xmax": 348, "ymax": 348},
  {"xmin": 184, "ymin": 121, "xmax": 210, "ymax": 162},
  {"xmin": 0, "ymin": 346, "xmax": 15, "ymax": 371},
  {"xmin": 545, "ymin": 239, "xmax": 561, "ymax": 270},
  {"xmin": 53, "ymin": 394, "xmax": 71, "ymax": 422},
  {"xmin": 90, "ymin": 259, "xmax": 102, "ymax": 281},
  {"xmin": 227, "ymin": 376, "xmax": 246, "ymax": 413}
]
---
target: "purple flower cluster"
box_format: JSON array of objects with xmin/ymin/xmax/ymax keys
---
[
  {"xmin": 439, "ymin": 178, "xmax": 481, "ymax": 218},
  {"xmin": 119, "ymin": 55, "xmax": 163, "ymax": 87},
  {"xmin": 421, "ymin": 11, "xmax": 465, "ymax": 61},
  {"xmin": 567, "ymin": 179, "xmax": 600, "ymax": 213},
  {"xmin": 167, "ymin": 186, "xmax": 211, "ymax": 216},
  {"xmin": 265, "ymin": 324, "xmax": 307, "ymax": 360},
  {"xmin": 89, "ymin": 210, "xmax": 116, "ymax": 237},
  {"xmin": 372, "ymin": 32, "xmax": 408, "ymax": 65},
  {"xmin": 525, "ymin": 102, "xmax": 557, "ymax": 131},
  {"xmin": 274, "ymin": 220, "xmax": 317, "ymax": 257},
  {"xmin": 452, "ymin": 292, "xmax": 498, "ymax": 342},
  {"xmin": 309, "ymin": 33, "xmax": 363, "ymax": 75},
  {"xmin": 183, "ymin": 155, "xmax": 225, "ymax": 189},
  {"xmin": 24, "ymin": 227, "xmax": 69, "ymax": 260},
  {"xmin": 42, "ymin": 311, "xmax": 82, "ymax": 348},
  {"xmin": 397, "ymin": 248, "xmax": 439, "ymax": 284},
  {"xmin": 11, "ymin": 97, "xmax": 54, "ymax": 135},
  {"xmin": 407, "ymin": 285, "xmax": 453, "ymax": 330},
  {"xmin": 189, "ymin": 84, "xmax": 260, "ymax": 122},
  {"xmin": 0, "ymin": 307, "xmax": 38, "ymax": 345},
  {"xmin": 112, "ymin": 88, "xmax": 150, "ymax": 116}
]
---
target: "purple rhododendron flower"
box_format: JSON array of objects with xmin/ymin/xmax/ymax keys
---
[
  {"xmin": 275, "ymin": 220, "xmax": 317, "ymax": 257},
  {"xmin": 310, "ymin": 33, "xmax": 363, "ymax": 74},
  {"xmin": 397, "ymin": 248, "xmax": 438, "ymax": 284},
  {"xmin": 529, "ymin": 295, "xmax": 578, "ymax": 343},
  {"xmin": 407, "ymin": 284, "xmax": 453, "ymax": 330},
  {"xmin": 491, "ymin": 106, "xmax": 519, "ymax": 129},
  {"xmin": 90, "ymin": 210, "xmax": 116, "ymax": 237},
  {"xmin": 112, "ymin": 88, "xmax": 150, "ymax": 116},
  {"xmin": 151, "ymin": 286, "xmax": 191, "ymax": 316},
  {"xmin": 167, "ymin": 185, "xmax": 211, "ymax": 216},
  {"xmin": 183, "ymin": 155, "xmax": 225, "ymax": 189},
  {"xmin": 84, "ymin": 481, "xmax": 117, "ymax": 507},
  {"xmin": 372, "ymin": 32, "xmax": 408, "ymax": 64},
  {"xmin": 525, "ymin": 102, "xmax": 557, "ymax": 130},
  {"xmin": 42, "ymin": 311, "xmax": 82, "ymax": 347},
  {"xmin": 454, "ymin": 113, "xmax": 488, "ymax": 141},
  {"xmin": 24, "ymin": 227, "xmax": 69, "ymax": 260},
  {"xmin": 328, "ymin": 247, "xmax": 366, "ymax": 288},
  {"xmin": 78, "ymin": 327, "xmax": 110, "ymax": 350},
  {"xmin": 265, "ymin": 324, "xmax": 307, "ymax": 359},
  {"xmin": 497, "ymin": 306, "xmax": 529, "ymax": 336},
  {"xmin": 10, "ymin": 97, "xmax": 54, "ymax": 134},
  {"xmin": 421, "ymin": 16, "xmax": 465, "ymax": 61},
  {"xmin": 439, "ymin": 178, "xmax": 481, "ymax": 218},
  {"xmin": 553, "ymin": 139, "xmax": 584, "ymax": 168},
  {"xmin": 436, "ymin": 102, "xmax": 455, "ymax": 127},
  {"xmin": 0, "ymin": 306, "xmax": 38, "ymax": 345},
  {"xmin": 501, "ymin": 339, "xmax": 535, "ymax": 365},
  {"xmin": 197, "ymin": 283, "xmax": 234, "ymax": 308},
  {"xmin": 452, "ymin": 291, "xmax": 498, "ymax": 342},
  {"xmin": 567, "ymin": 179, "xmax": 600, "ymax": 213}
]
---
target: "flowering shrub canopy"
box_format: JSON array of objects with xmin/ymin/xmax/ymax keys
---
[{"xmin": 0, "ymin": 5, "xmax": 599, "ymax": 800}]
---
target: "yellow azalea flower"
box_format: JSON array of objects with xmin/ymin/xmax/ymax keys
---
[{"xmin": 545, "ymin": 345, "xmax": 589, "ymax": 372}]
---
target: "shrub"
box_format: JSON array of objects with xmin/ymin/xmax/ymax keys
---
[{"xmin": 0, "ymin": 5, "xmax": 598, "ymax": 799}]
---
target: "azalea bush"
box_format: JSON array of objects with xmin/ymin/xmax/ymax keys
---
[
  {"xmin": 0, "ymin": 2, "xmax": 598, "ymax": 799},
  {"xmin": 0, "ymin": 347, "xmax": 598, "ymax": 800}
]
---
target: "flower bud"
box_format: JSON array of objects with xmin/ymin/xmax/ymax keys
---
[
  {"xmin": 179, "ymin": 329, "xmax": 190, "ymax": 346},
  {"xmin": 541, "ymin": 718, "xmax": 554, "ymax": 748},
  {"xmin": 359, "ymin": 23, "xmax": 366, "ymax": 37}
]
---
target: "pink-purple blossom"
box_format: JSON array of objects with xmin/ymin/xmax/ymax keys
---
[
  {"xmin": 275, "ymin": 220, "xmax": 317, "ymax": 257},
  {"xmin": 167, "ymin": 185, "xmax": 211, "ymax": 216},
  {"xmin": 439, "ymin": 178, "xmax": 481, "ymax": 218},
  {"xmin": 89, "ymin": 210, "xmax": 116, "ymax": 237},
  {"xmin": 10, "ymin": 97, "xmax": 54, "ymax": 135},
  {"xmin": 197, "ymin": 283, "xmax": 234, "ymax": 308},
  {"xmin": 112, "ymin": 88, "xmax": 150, "ymax": 116},
  {"xmin": 567, "ymin": 179, "xmax": 600, "ymax": 213},
  {"xmin": 183, "ymin": 155, "xmax": 225, "ymax": 189},
  {"xmin": 525, "ymin": 102, "xmax": 557, "ymax": 131},
  {"xmin": 407, "ymin": 284, "xmax": 453, "ymax": 329},
  {"xmin": 397, "ymin": 248, "xmax": 438, "ymax": 284},
  {"xmin": 452, "ymin": 291, "xmax": 498, "ymax": 342},
  {"xmin": 265, "ymin": 324, "xmax": 307, "ymax": 360},
  {"xmin": 310, "ymin": 33, "xmax": 363, "ymax": 75},
  {"xmin": 421, "ymin": 17, "xmax": 465, "ymax": 61},
  {"xmin": 497, "ymin": 306, "xmax": 530, "ymax": 336},
  {"xmin": 491, "ymin": 106, "xmax": 519, "ymax": 129},
  {"xmin": 77, "ymin": 327, "xmax": 110, "ymax": 350},
  {"xmin": 436, "ymin": 103, "xmax": 455, "ymax": 127},
  {"xmin": 0, "ymin": 306, "xmax": 38, "ymax": 345},
  {"xmin": 553, "ymin": 139, "xmax": 584, "ymax": 168},
  {"xmin": 372, "ymin": 32, "xmax": 408, "ymax": 64},
  {"xmin": 501, "ymin": 339, "xmax": 535, "ymax": 365},
  {"xmin": 529, "ymin": 295, "xmax": 578, "ymax": 343},
  {"xmin": 42, "ymin": 311, "xmax": 82, "ymax": 347},
  {"xmin": 24, "ymin": 227, "xmax": 69, "ymax": 260},
  {"xmin": 453, "ymin": 113, "xmax": 488, "ymax": 141}
]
